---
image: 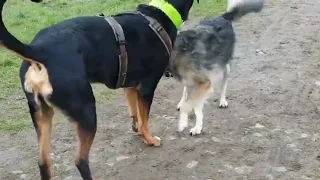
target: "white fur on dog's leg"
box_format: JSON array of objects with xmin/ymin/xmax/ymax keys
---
[
  {"xmin": 190, "ymin": 104, "xmax": 203, "ymax": 136},
  {"xmin": 178, "ymin": 112, "xmax": 188, "ymax": 132},
  {"xmin": 219, "ymin": 98, "xmax": 228, "ymax": 108},
  {"xmin": 219, "ymin": 63, "xmax": 230, "ymax": 108},
  {"xmin": 177, "ymin": 86, "xmax": 188, "ymax": 111},
  {"xmin": 154, "ymin": 136, "xmax": 161, "ymax": 141}
]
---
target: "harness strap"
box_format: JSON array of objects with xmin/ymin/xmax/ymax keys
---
[
  {"xmin": 104, "ymin": 17, "xmax": 128, "ymax": 88},
  {"xmin": 102, "ymin": 12, "xmax": 172, "ymax": 88},
  {"xmin": 138, "ymin": 12, "xmax": 172, "ymax": 56}
]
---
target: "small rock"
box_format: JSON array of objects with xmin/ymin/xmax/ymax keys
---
[
  {"xmin": 106, "ymin": 163, "xmax": 114, "ymax": 167},
  {"xmin": 53, "ymin": 164, "xmax": 60, "ymax": 169},
  {"xmin": 301, "ymin": 175, "xmax": 312, "ymax": 180},
  {"xmin": 253, "ymin": 133, "xmax": 263, "ymax": 137},
  {"xmin": 186, "ymin": 161, "xmax": 198, "ymax": 169},
  {"xmin": 315, "ymin": 81, "xmax": 320, "ymax": 86},
  {"xmin": 255, "ymin": 123, "xmax": 265, "ymax": 129},
  {"xmin": 234, "ymin": 166, "xmax": 252, "ymax": 174},
  {"xmin": 12, "ymin": 170, "xmax": 23, "ymax": 174},
  {"xmin": 312, "ymin": 134, "xmax": 319, "ymax": 142},
  {"xmin": 65, "ymin": 165, "xmax": 73, "ymax": 171},
  {"xmin": 116, "ymin": 156, "xmax": 130, "ymax": 161},
  {"xmin": 287, "ymin": 143, "xmax": 296, "ymax": 148},
  {"xmin": 211, "ymin": 137, "xmax": 221, "ymax": 142},
  {"xmin": 235, "ymin": 167, "xmax": 244, "ymax": 174},
  {"xmin": 64, "ymin": 176, "xmax": 73, "ymax": 180},
  {"xmin": 167, "ymin": 136, "xmax": 176, "ymax": 140},
  {"xmin": 266, "ymin": 174, "xmax": 273, "ymax": 180},
  {"xmin": 204, "ymin": 150, "xmax": 216, "ymax": 155},
  {"xmin": 271, "ymin": 128, "xmax": 281, "ymax": 132},
  {"xmin": 285, "ymin": 130, "xmax": 292, "ymax": 134},
  {"xmin": 255, "ymin": 49, "xmax": 266, "ymax": 55},
  {"xmin": 301, "ymin": 133, "xmax": 309, "ymax": 138},
  {"xmin": 195, "ymin": 138, "xmax": 209, "ymax": 143},
  {"xmin": 273, "ymin": 166, "xmax": 287, "ymax": 173},
  {"xmin": 224, "ymin": 164, "xmax": 233, "ymax": 169},
  {"xmin": 20, "ymin": 174, "xmax": 27, "ymax": 179}
]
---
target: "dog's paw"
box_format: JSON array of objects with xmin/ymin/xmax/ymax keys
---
[
  {"xmin": 189, "ymin": 126, "xmax": 202, "ymax": 136},
  {"xmin": 178, "ymin": 121, "xmax": 188, "ymax": 132},
  {"xmin": 151, "ymin": 136, "xmax": 161, "ymax": 147},
  {"xmin": 154, "ymin": 136, "xmax": 161, "ymax": 141},
  {"xmin": 219, "ymin": 99, "xmax": 228, "ymax": 108},
  {"xmin": 177, "ymin": 101, "xmax": 186, "ymax": 111},
  {"xmin": 176, "ymin": 104, "xmax": 182, "ymax": 111},
  {"xmin": 131, "ymin": 118, "xmax": 139, "ymax": 132}
]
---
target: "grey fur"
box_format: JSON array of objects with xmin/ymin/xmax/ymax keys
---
[
  {"xmin": 169, "ymin": 0, "xmax": 264, "ymax": 135},
  {"xmin": 169, "ymin": 0, "xmax": 264, "ymax": 82}
]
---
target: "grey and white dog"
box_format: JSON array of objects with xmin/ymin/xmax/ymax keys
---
[{"xmin": 169, "ymin": 0, "xmax": 264, "ymax": 135}]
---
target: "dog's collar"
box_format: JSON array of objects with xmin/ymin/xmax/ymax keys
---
[{"xmin": 148, "ymin": 0, "xmax": 183, "ymax": 29}]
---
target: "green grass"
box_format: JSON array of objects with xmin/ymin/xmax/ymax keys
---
[{"xmin": 0, "ymin": 0, "xmax": 226, "ymax": 132}]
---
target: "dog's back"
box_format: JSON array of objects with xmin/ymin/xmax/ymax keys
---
[
  {"xmin": 169, "ymin": 0, "xmax": 264, "ymax": 84},
  {"xmin": 169, "ymin": 17, "xmax": 235, "ymax": 84}
]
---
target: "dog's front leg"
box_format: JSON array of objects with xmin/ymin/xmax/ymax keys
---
[
  {"xmin": 177, "ymin": 86, "xmax": 188, "ymax": 111},
  {"xmin": 135, "ymin": 78, "xmax": 162, "ymax": 147},
  {"xmin": 124, "ymin": 88, "xmax": 141, "ymax": 134},
  {"xmin": 219, "ymin": 63, "xmax": 230, "ymax": 108},
  {"xmin": 179, "ymin": 81, "xmax": 211, "ymax": 135}
]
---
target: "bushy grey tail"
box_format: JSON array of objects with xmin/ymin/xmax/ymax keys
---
[{"xmin": 222, "ymin": 0, "xmax": 264, "ymax": 21}]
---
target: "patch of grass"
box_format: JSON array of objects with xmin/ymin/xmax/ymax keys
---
[
  {"xmin": 191, "ymin": 0, "xmax": 227, "ymax": 17},
  {"xmin": 0, "ymin": 0, "xmax": 227, "ymax": 132}
]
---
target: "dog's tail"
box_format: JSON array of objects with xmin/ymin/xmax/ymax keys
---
[
  {"xmin": 222, "ymin": 0, "xmax": 264, "ymax": 21},
  {"xmin": 0, "ymin": 0, "xmax": 43, "ymax": 64}
]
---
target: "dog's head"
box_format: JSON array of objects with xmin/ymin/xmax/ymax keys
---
[{"xmin": 166, "ymin": 0, "xmax": 199, "ymax": 21}]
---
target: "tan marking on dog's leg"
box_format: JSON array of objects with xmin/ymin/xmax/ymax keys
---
[
  {"xmin": 35, "ymin": 105, "xmax": 54, "ymax": 179},
  {"xmin": 136, "ymin": 94, "xmax": 161, "ymax": 146},
  {"xmin": 124, "ymin": 88, "xmax": 141, "ymax": 134},
  {"xmin": 219, "ymin": 63, "xmax": 230, "ymax": 108},
  {"xmin": 74, "ymin": 124, "xmax": 96, "ymax": 180},
  {"xmin": 24, "ymin": 63, "xmax": 53, "ymax": 107},
  {"xmin": 177, "ymin": 86, "xmax": 188, "ymax": 111}
]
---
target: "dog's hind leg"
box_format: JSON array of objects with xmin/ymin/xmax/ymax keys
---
[
  {"xmin": 124, "ymin": 88, "xmax": 141, "ymax": 134},
  {"xmin": 177, "ymin": 87, "xmax": 192, "ymax": 132},
  {"xmin": 219, "ymin": 63, "xmax": 230, "ymax": 108},
  {"xmin": 178, "ymin": 81, "xmax": 211, "ymax": 134},
  {"xmin": 27, "ymin": 97, "xmax": 54, "ymax": 179},
  {"xmin": 177, "ymin": 86, "xmax": 188, "ymax": 111},
  {"xmin": 66, "ymin": 84, "xmax": 97, "ymax": 180},
  {"xmin": 74, "ymin": 118, "xmax": 96, "ymax": 180},
  {"xmin": 189, "ymin": 81, "xmax": 211, "ymax": 136}
]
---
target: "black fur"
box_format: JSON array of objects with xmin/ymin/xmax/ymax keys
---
[{"xmin": 0, "ymin": 0, "xmax": 196, "ymax": 179}]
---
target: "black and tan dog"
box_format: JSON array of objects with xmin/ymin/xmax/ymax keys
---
[{"xmin": 0, "ymin": 0, "xmax": 197, "ymax": 179}]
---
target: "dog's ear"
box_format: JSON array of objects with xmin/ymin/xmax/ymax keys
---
[{"xmin": 177, "ymin": 30, "xmax": 197, "ymax": 51}]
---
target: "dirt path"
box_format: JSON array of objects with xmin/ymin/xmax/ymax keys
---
[{"xmin": 1, "ymin": 0, "xmax": 320, "ymax": 179}]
